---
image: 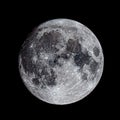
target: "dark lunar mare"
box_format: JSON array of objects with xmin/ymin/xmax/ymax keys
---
[
  {"xmin": 44, "ymin": 68, "xmax": 57, "ymax": 87},
  {"xmin": 32, "ymin": 77, "xmax": 40, "ymax": 86},
  {"xmin": 48, "ymin": 55, "xmax": 61, "ymax": 67},
  {"xmin": 66, "ymin": 39, "xmax": 81, "ymax": 53},
  {"xmin": 32, "ymin": 66, "xmax": 57, "ymax": 88},
  {"xmin": 20, "ymin": 30, "xmax": 63, "ymax": 88},
  {"xmin": 40, "ymin": 67, "xmax": 56, "ymax": 85},
  {"xmin": 93, "ymin": 46, "xmax": 100, "ymax": 57},
  {"xmin": 35, "ymin": 30, "xmax": 62, "ymax": 53},
  {"xmin": 47, "ymin": 37, "xmax": 92, "ymax": 70},
  {"xmin": 74, "ymin": 51, "xmax": 91, "ymax": 68},
  {"xmin": 20, "ymin": 46, "xmax": 37, "ymax": 74},
  {"xmin": 89, "ymin": 59, "xmax": 99, "ymax": 74},
  {"xmin": 66, "ymin": 38, "xmax": 100, "ymax": 74},
  {"xmin": 65, "ymin": 38, "xmax": 100, "ymax": 79},
  {"xmin": 66, "ymin": 38, "xmax": 91, "ymax": 69},
  {"xmin": 20, "ymin": 47, "xmax": 57, "ymax": 89},
  {"xmin": 81, "ymin": 72, "xmax": 88, "ymax": 80}
]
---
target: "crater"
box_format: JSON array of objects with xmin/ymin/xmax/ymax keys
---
[{"xmin": 93, "ymin": 46, "xmax": 100, "ymax": 57}]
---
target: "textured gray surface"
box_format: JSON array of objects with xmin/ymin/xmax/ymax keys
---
[{"xmin": 19, "ymin": 19, "xmax": 104, "ymax": 105}]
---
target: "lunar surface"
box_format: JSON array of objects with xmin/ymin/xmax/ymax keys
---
[{"xmin": 19, "ymin": 19, "xmax": 104, "ymax": 105}]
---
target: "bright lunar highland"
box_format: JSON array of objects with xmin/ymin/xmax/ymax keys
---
[{"xmin": 19, "ymin": 19, "xmax": 104, "ymax": 105}]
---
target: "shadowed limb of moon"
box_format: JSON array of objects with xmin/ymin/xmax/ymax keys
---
[{"xmin": 19, "ymin": 19, "xmax": 104, "ymax": 105}]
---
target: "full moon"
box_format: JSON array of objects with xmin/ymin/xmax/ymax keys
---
[{"xmin": 19, "ymin": 19, "xmax": 104, "ymax": 105}]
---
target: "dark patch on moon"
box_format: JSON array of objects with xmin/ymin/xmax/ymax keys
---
[
  {"xmin": 45, "ymin": 77, "xmax": 56, "ymax": 87},
  {"xmin": 66, "ymin": 39, "xmax": 75, "ymax": 52},
  {"xmin": 65, "ymin": 38, "xmax": 93, "ymax": 71},
  {"xmin": 33, "ymin": 66, "xmax": 57, "ymax": 88},
  {"xmin": 74, "ymin": 51, "xmax": 91, "ymax": 68},
  {"xmin": 20, "ymin": 48, "xmax": 36, "ymax": 74},
  {"xmin": 74, "ymin": 41, "xmax": 82, "ymax": 54},
  {"xmin": 60, "ymin": 52, "xmax": 71, "ymax": 60},
  {"xmin": 37, "ymin": 30, "xmax": 62, "ymax": 53},
  {"xmin": 66, "ymin": 39, "xmax": 81, "ymax": 53},
  {"xmin": 89, "ymin": 59, "xmax": 99, "ymax": 74},
  {"xmin": 93, "ymin": 46, "xmax": 100, "ymax": 57},
  {"xmin": 45, "ymin": 69, "xmax": 57, "ymax": 87},
  {"xmin": 48, "ymin": 55, "xmax": 61, "ymax": 67},
  {"xmin": 48, "ymin": 59, "xmax": 56, "ymax": 67},
  {"xmin": 81, "ymin": 72, "xmax": 88, "ymax": 80},
  {"xmin": 32, "ymin": 77, "xmax": 40, "ymax": 86}
]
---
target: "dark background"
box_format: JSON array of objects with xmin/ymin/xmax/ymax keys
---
[{"xmin": 3, "ymin": 1, "xmax": 118, "ymax": 119}]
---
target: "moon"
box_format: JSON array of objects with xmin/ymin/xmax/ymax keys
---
[{"xmin": 19, "ymin": 19, "xmax": 104, "ymax": 105}]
